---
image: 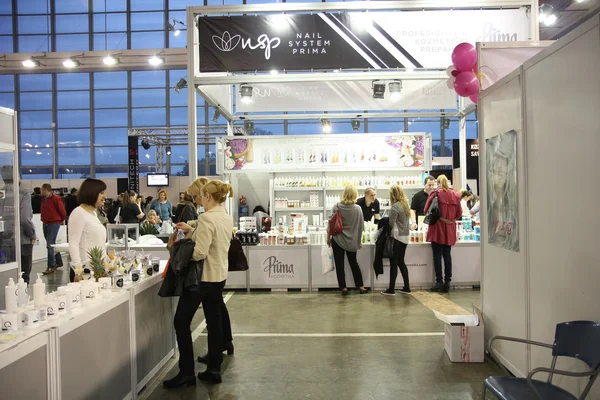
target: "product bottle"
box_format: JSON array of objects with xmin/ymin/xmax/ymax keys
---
[
  {"xmin": 33, "ymin": 273, "xmax": 46, "ymax": 307},
  {"xmin": 5, "ymin": 277, "xmax": 17, "ymax": 312},
  {"xmin": 17, "ymin": 276, "xmax": 28, "ymax": 307}
]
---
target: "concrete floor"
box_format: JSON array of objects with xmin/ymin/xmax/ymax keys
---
[
  {"xmin": 32, "ymin": 256, "xmax": 499, "ymax": 400},
  {"xmin": 141, "ymin": 291, "xmax": 498, "ymax": 400}
]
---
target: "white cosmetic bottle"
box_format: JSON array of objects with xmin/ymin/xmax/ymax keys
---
[
  {"xmin": 33, "ymin": 273, "xmax": 46, "ymax": 307},
  {"xmin": 5, "ymin": 278, "xmax": 17, "ymax": 312},
  {"xmin": 17, "ymin": 276, "xmax": 29, "ymax": 308}
]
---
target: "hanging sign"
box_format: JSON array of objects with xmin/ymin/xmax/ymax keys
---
[
  {"xmin": 198, "ymin": 9, "xmax": 528, "ymax": 72},
  {"xmin": 127, "ymin": 136, "xmax": 139, "ymax": 193}
]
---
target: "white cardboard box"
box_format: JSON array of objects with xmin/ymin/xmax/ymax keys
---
[{"xmin": 434, "ymin": 306, "xmax": 484, "ymax": 363}]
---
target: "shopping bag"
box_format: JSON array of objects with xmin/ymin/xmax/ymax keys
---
[{"xmin": 321, "ymin": 245, "xmax": 334, "ymax": 274}]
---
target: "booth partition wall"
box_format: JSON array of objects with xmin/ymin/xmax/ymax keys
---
[{"xmin": 0, "ymin": 0, "xmax": 482, "ymax": 180}]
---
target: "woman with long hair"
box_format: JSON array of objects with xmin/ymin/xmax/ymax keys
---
[
  {"xmin": 164, "ymin": 180, "xmax": 234, "ymax": 388},
  {"xmin": 327, "ymin": 185, "xmax": 367, "ymax": 296},
  {"xmin": 381, "ymin": 185, "xmax": 412, "ymax": 296},
  {"xmin": 459, "ymin": 188, "xmax": 473, "ymax": 217},
  {"xmin": 68, "ymin": 179, "xmax": 107, "ymax": 282},
  {"xmin": 424, "ymin": 175, "xmax": 462, "ymax": 293},
  {"xmin": 120, "ymin": 190, "xmax": 144, "ymax": 223}
]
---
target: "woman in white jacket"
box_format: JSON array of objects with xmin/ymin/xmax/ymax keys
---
[{"xmin": 68, "ymin": 179, "xmax": 107, "ymax": 282}]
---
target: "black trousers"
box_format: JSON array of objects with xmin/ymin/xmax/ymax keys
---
[
  {"xmin": 174, "ymin": 280, "xmax": 232, "ymax": 375},
  {"xmin": 20, "ymin": 244, "xmax": 33, "ymax": 284},
  {"xmin": 388, "ymin": 239, "xmax": 409, "ymax": 290},
  {"xmin": 431, "ymin": 242, "xmax": 452, "ymax": 283},
  {"xmin": 331, "ymin": 239, "xmax": 364, "ymax": 290}
]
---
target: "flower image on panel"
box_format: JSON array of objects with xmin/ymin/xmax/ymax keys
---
[{"xmin": 486, "ymin": 130, "xmax": 519, "ymax": 252}]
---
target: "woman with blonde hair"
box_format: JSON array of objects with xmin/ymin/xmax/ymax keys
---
[
  {"xmin": 151, "ymin": 189, "xmax": 173, "ymax": 221},
  {"xmin": 424, "ymin": 175, "xmax": 462, "ymax": 293},
  {"xmin": 327, "ymin": 185, "xmax": 367, "ymax": 296},
  {"xmin": 165, "ymin": 180, "xmax": 234, "ymax": 387},
  {"xmin": 381, "ymin": 185, "xmax": 412, "ymax": 296}
]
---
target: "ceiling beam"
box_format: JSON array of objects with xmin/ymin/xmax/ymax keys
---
[
  {"xmin": 194, "ymin": 71, "xmax": 448, "ymax": 86},
  {"xmin": 0, "ymin": 48, "xmax": 187, "ymax": 75},
  {"xmin": 189, "ymin": 0, "xmax": 532, "ymax": 16}
]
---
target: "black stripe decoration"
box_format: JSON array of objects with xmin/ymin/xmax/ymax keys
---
[
  {"xmin": 333, "ymin": 13, "xmax": 404, "ymax": 69},
  {"xmin": 371, "ymin": 20, "xmax": 424, "ymax": 69},
  {"xmin": 324, "ymin": 13, "xmax": 387, "ymax": 69}
]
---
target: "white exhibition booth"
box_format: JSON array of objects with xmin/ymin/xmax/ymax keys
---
[
  {"xmin": 479, "ymin": 15, "xmax": 600, "ymax": 399},
  {"xmin": 7, "ymin": 1, "xmax": 599, "ymax": 398}
]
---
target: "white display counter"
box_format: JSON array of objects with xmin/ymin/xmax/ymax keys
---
[
  {"xmin": 0, "ymin": 260, "xmax": 176, "ymax": 400},
  {"xmin": 248, "ymin": 241, "xmax": 480, "ymax": 291}
]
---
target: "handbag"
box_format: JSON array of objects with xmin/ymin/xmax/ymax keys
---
[
  {"xmin": 423, "ymin": 191, "xmax": 441, "ymax": 225},
  {"xmin": 228, "ymin": 234, "xmax": 248, "ymax": 271},
  {"xmin": 328, "ymin": 205, "xmax": 343, "ymax": 236},
  {"xmin": 321, "ymin": 245, "xmax": 334, "ymax": 274}
]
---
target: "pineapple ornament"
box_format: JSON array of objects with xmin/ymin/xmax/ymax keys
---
[{"xmin": 87, "ymin": 247, "xmax": 108, "ymax": 282}]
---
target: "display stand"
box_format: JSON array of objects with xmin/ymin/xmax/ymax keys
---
[
  {"xmin": 0, "ymin": 331, "xmax": 53, "ymax": 399},
  {"xmin": 0, "ymin": 260, "xmax": 175, "ymax": 400}
]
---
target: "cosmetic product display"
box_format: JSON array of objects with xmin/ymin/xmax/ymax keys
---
[{"xmin": 33, "ymin": 273, "xmax": 46, "ymax": 308}]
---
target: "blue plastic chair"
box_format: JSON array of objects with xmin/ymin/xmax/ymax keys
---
[{"xmin": 483, "ymin": 321, "xmax": 600, "ymax": 400}]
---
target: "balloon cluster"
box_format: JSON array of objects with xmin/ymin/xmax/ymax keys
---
[{"xmin": 446, "ymin": 43, "xmax": 479, "ymax": 104}]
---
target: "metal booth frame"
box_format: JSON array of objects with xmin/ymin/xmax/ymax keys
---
[{"xmin": 185, "ymin": 0, "xmax": 540, "ymax": 183}]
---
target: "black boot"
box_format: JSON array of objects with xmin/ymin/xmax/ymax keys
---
[
  {"xmin": 197, "ymin": 342, "xmax": 234, "ymax": 364},
  {"xmin": 442, "ymin": 281, "xmax": 451, "ymax": 293},
  {"xmin": 197, "ymin": 370, "xmax": 222, "ymax": 384},
  {"xmin": 163, "ymin": 373, "xmax": 196, "ymax": 389},
  {"xmin": 430, "ymin": 281, "xmax": 443, "ymax": 292}
]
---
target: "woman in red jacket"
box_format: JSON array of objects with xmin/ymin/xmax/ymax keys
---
[{"xmin": 424, "ymin": 175, "xmax": 462, "ymax": 293}]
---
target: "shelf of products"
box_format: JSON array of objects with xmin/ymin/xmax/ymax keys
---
[{"xmin": 274, "ymin": 207, "xmax": 324, "ymax": 212}]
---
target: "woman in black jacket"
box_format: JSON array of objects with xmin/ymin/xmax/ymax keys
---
[{"xmin": 173, "ymin": 192, "xmax": 198, "ymax": 224}]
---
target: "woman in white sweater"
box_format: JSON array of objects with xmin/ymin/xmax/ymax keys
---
[{"xmin": 68, "ymin": 179, "xmax": 107, "ymax": 282}]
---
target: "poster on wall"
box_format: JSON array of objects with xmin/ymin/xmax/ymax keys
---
[
  {"xmin": 221, "ymin": 134, "xmax": 427, "ymax": 172},
  {"xmin": 198, "ymin": 9, "xmax": 528, "ymax": 72},
  {"xmin": 485, "ymin": 130, "xmax": 519, "ymax": 252}
]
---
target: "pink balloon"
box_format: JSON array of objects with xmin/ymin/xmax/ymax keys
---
[
  {"xmin": 469, "ymin": 93, "xmax": 478, "ymax": 104},
  {"xmin": 452, "ymin": 43, "xmax": 477, "ymax": 72},
  {"xmin": 453, "ymin": 72, "xmax": 479, "ymax": 97}
]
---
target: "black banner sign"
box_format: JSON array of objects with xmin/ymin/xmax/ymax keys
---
[
  {"xmin": 198, "ymin": 14, "xmax": 420, "ymax": 72},
  {"xmin": 453, "ymin": 138, "xmax": 479, "ymax": 179},
  {"xmin": 128, "ymin": 136, "xmax": 139, "ymax": 193}
]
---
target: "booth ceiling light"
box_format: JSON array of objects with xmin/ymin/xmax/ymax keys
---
[
  {"xmin": 167, "ymin": 19, "xmax": 185, "ymax": 36},
  {"xmin": 389, "ymin": 80, "xmax": 403, "ymax": 101},
  {"xmin": 351, "ymin": 119, "xmax": 361, "ymax": 131},
  {"xmin": 240, "ymin": 84, "xmax": 253, "ymax": 104},
  {"xmin": 141, "ymin": 139, "xmax": 151, "ymax": 150},
  {"xmin": 372, "ymin": 81, "xmax": 385, "ymax": 99},
  {"xmin": 166, "ymin": 146, "xmax": 172, "ymax": 156},
  {"xmin": 244, "ymin": 120, "xmax": 255, "ymax": 134},
  {"xmin": 321, "ymin": 119, "xmax": 332, "ymax": 134},
  {"xmin": 102, "ymin": 55, "xmax": 119, "ymax": 66},
  {"xmin": 576, "ymin": 0, "xmax": 587, "ymax": 3},
  {"xmin": 538, "ymin": 4, "xmax": 558, "ymax": 26},
  {"xmin": 63, "ymin": 58, "xmax": 79, "ymax": 68},
  {"xmin": 148, "ymin": 55, "xmax": 164, "ymax": 66},
  {"xmin": 22, "ymin": 59, "xmax": 39, "ymax": 68},
  {"xmin": 212, "ymin": 108, "xmax": 221, "ymax": 122},
  {"xmin": 174, "ymin": 77, "xmax": 187, "ymax": 93}
]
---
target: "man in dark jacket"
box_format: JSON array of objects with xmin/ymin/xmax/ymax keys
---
[
  {"xmin": 31, "ymin": 187, "xmax": 42, "ymax": 214},
  {"xmin": 20, "ymin": 186, "xmax": 37, "ymax": 283},
  {"xmin": 64, "ymin": 187, "xmax": 79, "ymax": 218}
]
